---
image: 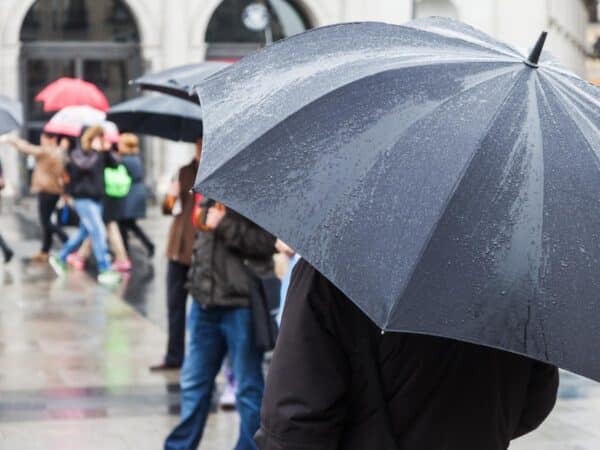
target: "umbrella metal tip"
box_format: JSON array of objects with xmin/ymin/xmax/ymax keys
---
[{"xmin": 525, "ymin": 31, "xmax": 548, "ymax": 68}]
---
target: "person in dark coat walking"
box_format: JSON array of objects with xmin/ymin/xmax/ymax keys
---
[
  {"xmin": 150, "ymin": 140, "xmax": 202, "ymax": 372},
  {"xmin": 256, "ymin": 259, "xmax": 559, "ymax": 450},
  {"xmin": 164, "ymin": 205, "xmax": 276, "ymax": 450},
  {"xmin": 115, "ymin": 134, "xmax": 154, "ymax": 257},
  {"xmin": 50, "ymin": 126, "xmax": 121, "ymax": 286}
]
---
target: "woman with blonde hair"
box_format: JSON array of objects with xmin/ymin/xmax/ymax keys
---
[
  {"xmin": 50, "ymin": 126, "xmax": 121, "ymax": 286},
  {"xmin": 115, "ymin": 133, "xmax": 154, "ymax": 258}
]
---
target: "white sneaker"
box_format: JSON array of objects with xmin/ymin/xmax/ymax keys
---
[
  {"xmin": 219, "ymin": 382, "xmax": 236, "ymax": 410},
  {"xmin": 97, "ymin": 270, "xmax": 122, "ymax": 286}
]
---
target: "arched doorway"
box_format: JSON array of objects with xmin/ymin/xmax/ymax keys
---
[
  {"xmin": 19, "ymin": 0, "xmax": 143, "ymax": 142},
  {"xmin": 205, "ymin": 0, "xmax": 313, "ymax": 60}
]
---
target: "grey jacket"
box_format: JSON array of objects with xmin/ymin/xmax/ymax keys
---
[{"xmin": 188, "ymin": 209, "xmax": 276, "ymax": 308}]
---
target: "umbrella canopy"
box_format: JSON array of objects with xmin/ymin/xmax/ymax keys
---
[
  {"xmin": 194, "ymin": 18, "xmax": 600, "ymax": 381},
  {"xmin": 0, "ymin": 96, "xmax": 23, "ymax": 135},
  {"xmin": 101, "ymin": 120, "xmax": 121, "ymax": 144},
  {"xmin": 44, "ymin": 105, "xmax": 107, "ymax": 137},
  {"xmin": 106, "ymin": 94, "xmax": 203, "ymax": 143},
  {"xmin": 133, "ymin": 62, "xmax": 229, "ymax": 102},
  {"xmin": 35, "ymin": 77, "xmax": 110, "ymax": 112}
]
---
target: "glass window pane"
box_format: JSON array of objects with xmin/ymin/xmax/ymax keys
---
[
  {"xmin": 206, "ymin": 0, "xmax": 310, "ymax": 44},
  {"xmin": 20, "ymin": 0, "xmax": 139, "ymax": 43},
  {"xmin": 25, "ymin": 59, "xmax": 76, "ymax": 122},
  {"xmin": 83, "ymin": 59, "xmax": 130, "ymax": 105}
]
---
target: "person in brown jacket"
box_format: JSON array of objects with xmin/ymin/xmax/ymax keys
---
[
  {"xmin": 0, "ymin": 132, "xmax": 68, "ymax": 262},
  {"xmin": 256, "ymin": 259, "xmax": 559, "ymax": 450},
  {"xmin": 150, "ymin": 139, "xmax": 202, "ymax": 371}
]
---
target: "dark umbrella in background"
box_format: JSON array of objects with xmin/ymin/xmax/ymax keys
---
[
  {"xmin": 107, "ymin": 94, "xmax": 204, "ymax": 143},
  {"xmin": 133, "ymin": 62, "xmax": 229, "ymax": 103},
  {"xmin": 0, "ymin": 96, "xmax": 23, "ymax": 134},
  {"xmin": 194, "ymin": 17, "xmax": 600, "ymax": 381}
]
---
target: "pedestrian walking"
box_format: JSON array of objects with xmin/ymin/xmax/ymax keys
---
[
  {"xmin": 164, "ymin": 204, "xmax": 276, "ymax": 450},
  {"xmin": 68, "ymin": 134, "xmax": 132, "ymax": 272},
  {"xmin": 115, "ymin": 133, "xmax": 154, "ymax": 257},
  {"xmin": 0, "ymin": 133, "xmax": 68, "ymax": 262},
  {"xmin": 256, "ymin": 259, "xmax": 559, "ymax": 450},
  {"xmin": 0, "ymin": 159, "xmax": 14, "ymax": 263},
  {"xmin": 99, "ymin": 135, "xmax": 132, "ymax": 272},
  {"xmin": 50, "ymin": 126, "xmax": 121, "ymax": 286},
  {"xmin": 149, "ymin": 139, "xmax": 202, "ymax": 372}
]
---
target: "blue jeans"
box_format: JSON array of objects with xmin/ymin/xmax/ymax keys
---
[
  {"xmin": 164, "ymin": 303, "xmax": 264, "ymax": 450},
  {"xmin": 59, "ymin": 199, "xmax": 111, "ymax": 272}
]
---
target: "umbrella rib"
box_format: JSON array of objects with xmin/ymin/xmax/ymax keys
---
[
  {"xmin": 381, "ymin": 71, "xmax": 528, "ymax": 331},
  {"xmin": 541, "ymin": 74, "xmax": 600, "ymax": 169},
  {"xmin": 197, "ymin": 59, "xmax": 519, "ymax": 184},
  {"xmin": 402, "ymin": 22, "xmax": 522, "ymax": 60}
]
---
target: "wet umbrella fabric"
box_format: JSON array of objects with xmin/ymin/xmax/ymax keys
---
[
  {"xmin": 35, "ymin": 77, "xmax": 110, "ymax": 112},
  {"xmin": 133, "ymin": 62, "xmax": 229, "ymax": 102},
  {"xmin": 0, "ymin": 96, "xmax": 22, "ymax": 134},
  {"xmin": 44, "ymin": 105, "xmax": 106, "ymax": 137},
  {"xmin": 194, "ymin": 17, "xmax": 600, "ymax": 381},
  {"xmin": 106, "ymin": 94, "xmax": 203, "ymax": 142}
]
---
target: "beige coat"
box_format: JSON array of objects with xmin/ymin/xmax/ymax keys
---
[{"xmin": 8, "ymin": 137, "xmax": 64, "ymax": 195}]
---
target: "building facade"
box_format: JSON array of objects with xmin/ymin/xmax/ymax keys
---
[{"xmin": 0, "ymin": 0, "xmax": 593, "ymax": 194}]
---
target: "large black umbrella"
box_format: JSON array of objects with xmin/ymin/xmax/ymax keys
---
[
  {"xmin": 0, "ymin": 96, "xmax": 22, "ymax": 134},
  {"xmin": 194, "ymin": 17, "xmax": 600, "ymax": 381},
  {"xmin": 107, "ymin": 94, "xmax": 203, "ymax": 142},
  {"xmin": 133, "ymin": 62, "xmax": 229, "ymax": 103}
]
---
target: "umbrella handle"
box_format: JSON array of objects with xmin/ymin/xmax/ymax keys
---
[{"xmin": 194, "ymin": 201, "xmax": 225, "ymax": 231}]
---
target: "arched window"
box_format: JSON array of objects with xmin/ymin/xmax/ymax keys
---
[
  {"xmin": 415, "ymin": 0, "xmax": 459, "ymax": 20},
  {"xmin": 19, "ymin": 0, "xmax": 142, "ymax": 145},
  {"xmin": 206, "ymin": 0, "xmax": 312, "ymax": 59},
  {"xmin": 20, "ymin": 0, "xmax": 140, "ymax": 43}
]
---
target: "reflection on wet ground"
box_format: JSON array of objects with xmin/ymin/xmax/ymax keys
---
[
  {"xmin": 0, "ymin": 201, "xmax": 599, "ymax": 449},
  {"xmin": 0, "ymin": 202, "xmax": 237, "ymax": 449}
]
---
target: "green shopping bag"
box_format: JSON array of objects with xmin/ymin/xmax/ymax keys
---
[{"xmin": 104, "ymin": 164, "xmax": 132, "ymax": 198}]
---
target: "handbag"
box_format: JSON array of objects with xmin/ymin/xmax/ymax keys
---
[
  {"xmin": 247, "ymin": 270, "xmax": 281, "ymax": 352},
  {"xmin": 104, "ymin": 164, "xmax": 132, "ymax": 198},
  {"xmin": 56, "ymin": 203, "xmax": 80, "ymax": 227}
]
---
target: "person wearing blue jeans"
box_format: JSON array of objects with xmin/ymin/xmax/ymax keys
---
[
  {"xmin": 164, "ymin": 205, "xmax": 276, "ymax": 450},
  {"xmin": 59, "ymin": 199, "xmax": 110, "ymax": 271},
  {"xmin": 49, "ymin": 126, "xmax": 121, "ymax": 286},
  {"xmin": 165, "ymin": 303, "xmax": 264, "ymax": 450}
]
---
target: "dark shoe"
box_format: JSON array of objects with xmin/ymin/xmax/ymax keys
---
[
  {"xmin": 4, "ymin": 249, "xmax": 14, "ymax": 264},
  {"xmin": 149, "ymin": 362, "xmax": 181, "ymax": 372}
]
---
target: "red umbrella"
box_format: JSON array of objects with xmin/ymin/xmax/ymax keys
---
[{"xmin": 35, "ymin": 77, "xmax": 110, "ymax": 112}]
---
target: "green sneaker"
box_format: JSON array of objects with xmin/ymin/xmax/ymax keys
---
[
  {"xmin": 49, "ymin": 255, "xmax": 67, "ymax": 277},
  {"xmin": 97, "ymin": 270, "xmax": 122, "ymax": 286}
]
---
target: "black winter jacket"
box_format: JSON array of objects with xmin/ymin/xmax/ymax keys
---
[
  {"xmin": 67, "ymin": 148, "xmax": 118, "ymax": 201},
  {"xmin": 256, "ymin": 259, "xmax": 559, "ymax": 450},
  {"xmin": 188, "ymin": 209, "xmax": 276, "ymax": 308}
]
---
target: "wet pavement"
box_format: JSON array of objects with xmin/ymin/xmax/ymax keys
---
[{"xmin": 0, "ymin": 200, "xmax": 599, "ymax": 449}]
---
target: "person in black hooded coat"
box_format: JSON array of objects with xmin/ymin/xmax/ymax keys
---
[{"xmin": 256, "ymin": 259, "xmax": 559, "ymax": 450}]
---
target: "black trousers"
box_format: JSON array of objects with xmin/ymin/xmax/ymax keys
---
[
  {"xmin": 165, "ymin": 260, "xmax": 190, "ymax": 366},
  {"xmin": 38, "ymin": 192, "xmax": 68, "ymax": 253},
  {"xmin": 0, "ymin": 233, "xmax": 11, "ymax": 257},
  {"xmin": 118, "ymin": 219, "xmax": 154, "ymax": 254}
]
